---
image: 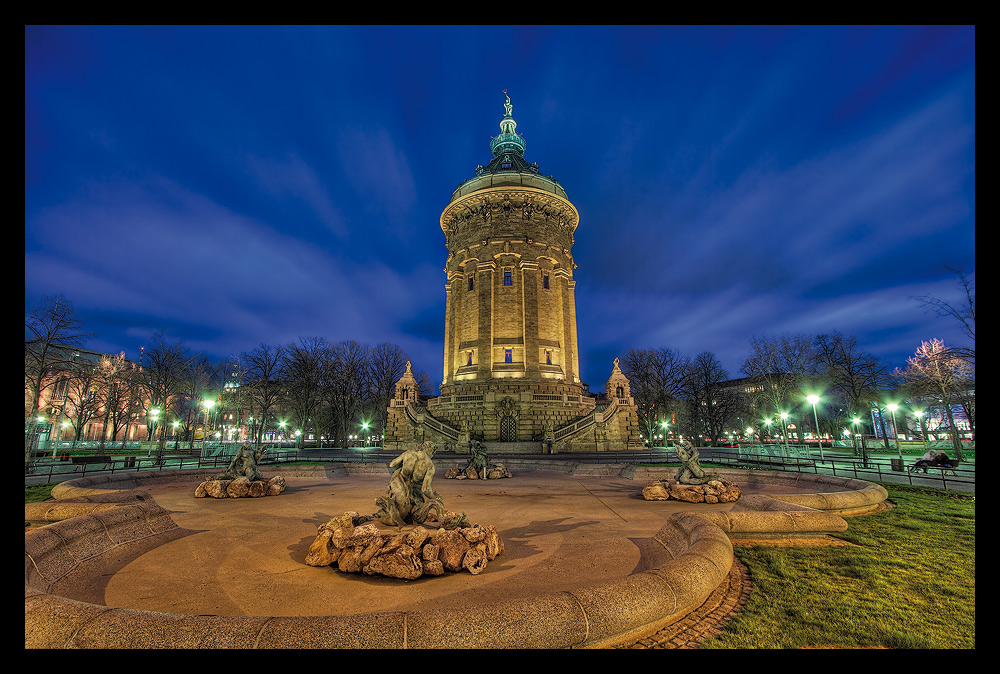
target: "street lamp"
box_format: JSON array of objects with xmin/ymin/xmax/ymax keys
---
[
  {"xmin": 148, "ymin": 409, "xmax": 160, "ymax": 457},
  {"xmin": 779, "ymin": 412, "xmax": 790, "ymax": 453},
  {"xmin": 852, "ymin": 417, "xmax": 868, "ymax": 466},
  {"xmin": 887, "ymin": 403, "xmax": 902, "ymax": 459},
  {"xmin": 52, "ymin": 421, "xmax": 70, "ymax": 459},
  {"xmin": 172, "ymin": 421, "xmax": 180, "ymax": 450},
  {"xmin": 361, "ymin": 422, "xmax": 370, "ymax": 447},
  {"xmin": 807, "ymin": 395, "xmax": 824, "ymax": 460},
  {"xmin": 660, "ymin": 421, "xmax": 669, "ymax": 447},
  {"xmin": 202, "ymin": 399, "xmax": 215, "ymax": 456},
  {"xmin": 914, "ymin": 410, "xmax": 929, "ymax": 452}
]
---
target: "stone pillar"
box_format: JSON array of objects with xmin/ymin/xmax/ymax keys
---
[
  {"xmin": 442, "ymin": 276, "xmax": 454, "ymax": 385},
  {"xmin": 556, "ymin": 268, "xmax": 577, "ymax": 384},
  {"xmin": 477, "ymin": 261, "xmax": 495, "ymax": 379},
  {"xmin": 521, "ymin": 260, "xmax": 540, "ymax": 380},
  {"xmin": 567, "ymin": 278, "xmax": 580, "ymax": 384}
]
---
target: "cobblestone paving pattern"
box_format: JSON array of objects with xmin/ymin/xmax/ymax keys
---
[{"xmin": 619, "ymin": 558, "xmax": 752, "ymax": 649}]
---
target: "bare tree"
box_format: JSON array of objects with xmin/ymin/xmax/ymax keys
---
[
  {"xmin": 912, "ymin": 267, "xmax": 975, "ymax": 363},
  {"xmin": 241, "ymin": 343, "xmax": 286, "ymax": 446},
  {"xmin": 684, "ymin": 352, "xmax": 740, "ymax": 445},
  {"xmin": 283, "ymin": 337, "xmax": 328, "ymax": 448},
  {"xmin": 740, "ymin": 335, "xmax": 815, "ymax": 414},
  {"xmin": 173, "ymin": 353, "xmax": 219, "ymax": 448},
  {"xmin": 93, "ymin": 352, "xmax": 143, "ymax": 451},
  {"xmin": 24, "ymin": 295, "xmax": 95, "ymax": 465},
  {"xmin": 321, "ymin": 340, "xmax": 369, "ymax": 448},
  {"xmin": 141, "ymin": 333, "xmax": 193, "ymax": 458},
  {"xmin": 812, "ymin": 332, "xmax": 890, "ymax": 450},
  {"xmin": 619, "ymin": 347, "xmax": 690, "ymax": 446},
  {"xmin": 60, "ymin": 363, "xmax": 103, "ymax": 447},
  {"xmin": 895, "ymin": 338, "xmax": 972, "ymax": 458},
  {"xmin": 366, "ymin": 342, "xmax": 410, "ymax": 441}
]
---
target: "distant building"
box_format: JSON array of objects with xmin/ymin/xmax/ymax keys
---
[
  {"xmin": 384, "ymin": 93, "xmax": 640, "ymax": 451},
  {"xmin": 25, "ymin": 344, "xmax": 150, "ymax": 447}
]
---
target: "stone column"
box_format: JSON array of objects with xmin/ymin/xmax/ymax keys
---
[
  {"xmin": 442, "ymin": 276, "xmax": 454, "ymax": 385},
  {"xmin": 556, "ymin": 268, "xmax": 577, "ymax": 384},
  {"xmin": 477, "ymin": 261, "xmax": 495, "ymax": 379},
  {"xmin": 521, "ymin": 260, "xmax": 540, "ymax": 380}
]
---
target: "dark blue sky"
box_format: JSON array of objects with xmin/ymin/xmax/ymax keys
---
[{"xmin": 25, "ymin": 26, "xmax": 975, "ymax": 392}]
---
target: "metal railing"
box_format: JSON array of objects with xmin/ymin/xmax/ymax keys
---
[
  {"xmin": 718, "ymin": 445, "xmax": 975, "ymax": 492},
  {"xmin": 25, "ymin": 444, "xmax": 974, "ymax": 493},
  {"xmin": 24, "ymin": 447, "xmax": 399, "ymax": 483}
]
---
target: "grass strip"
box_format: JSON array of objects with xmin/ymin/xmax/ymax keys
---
[{"xmin": 700, "ymin": 485, "xmax": 975, "ymax": 649}]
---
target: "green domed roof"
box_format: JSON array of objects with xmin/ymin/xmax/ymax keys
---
[{"xmin": 455, "ymin": 91, "xmax": 564, "ymax": 190}]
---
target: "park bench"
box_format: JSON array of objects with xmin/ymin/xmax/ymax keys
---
[
  {"xmin": 909, "ymin": 457, "xmax": 961, "ymax": 476},
  {"xmin": 70, "ymin": 455, "xmax": 114, "ymax": 470}
]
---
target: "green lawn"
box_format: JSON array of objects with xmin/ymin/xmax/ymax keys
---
[
  {"xmin": 701, "ymin": 485, "xmax": 975, "ymax": 649},
  {"xmin": 25, "ymin": 483, "xmax": 55, "ymax": 503}
]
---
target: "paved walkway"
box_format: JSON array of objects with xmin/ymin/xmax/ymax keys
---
[{"xmin": 89, "ymin": 471, "xmax": 758, "ymax": 619}]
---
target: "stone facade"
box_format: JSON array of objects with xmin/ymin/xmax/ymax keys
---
[{"xmin": 385, "ymin": 93, "xmax": 640, "ymax": 452}]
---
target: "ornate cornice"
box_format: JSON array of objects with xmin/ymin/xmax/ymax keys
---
[{"xmin": 441, "ymin": 187, "xmax": 579, "ymax": 236}]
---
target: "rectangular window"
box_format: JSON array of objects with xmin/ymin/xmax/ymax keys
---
[
  {"xmin": 468, "ymin": 276, "xmax": 474, "ymax": 291},
  {"xmin": 467, "ymin": 351, "xmax": 474, "ymax": 366},
  {"xmin": 542, "ymin": 274, "xmax": 549, "ymax": 289},
  {"xmin": 503, "ymin": 270, "xmax": 512, "ymax": 286},
  {"xmin": 505, "ymin": 348, "xmax": 513, "ymax": 363}
]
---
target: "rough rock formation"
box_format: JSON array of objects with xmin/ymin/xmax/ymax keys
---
[
  {"xmin": 641, "ymin": 478, "xmax": 742, "ymax": 504},
  {"xmin": 195, "ymin": 475, "xmax": 286, "ymax": 499},
  {"xmin": 305, "ymin": 511, "xmax": 504, "ymax": 579},
  {"xmin": 444, "ymin": 463, "xmax": 513, "ymax": 480}
]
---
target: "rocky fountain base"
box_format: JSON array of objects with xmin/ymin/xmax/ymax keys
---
[
  {"xmin": 194, "ymin": 443, "xmax": 286, "ymax": 499},
  {"xmin": 642, "ymin": 478, "xmax": 742, "ymax": 504},
  {"xmin": 305, "ymin": 511, "xmax": 504, "ymax": 579},
  {"xmin": 444, "ymin": 463, "xmax": 512, "ymax": 480},
  {"xmin": 195, "ymin": 475, "xmax": 287, "ymax": 499}
]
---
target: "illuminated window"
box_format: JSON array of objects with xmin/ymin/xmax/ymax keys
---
[
  {"xmin": 503, "ymin": 269, "xmax": 512, "ymax": 286},
  {"xmin": 505, "ymin": 348, "xmax": 513, "ymax": 363}
]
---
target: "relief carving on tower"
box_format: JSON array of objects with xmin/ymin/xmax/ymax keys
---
[
  {"xmin": 495, "ymin": 396, "xmax": 520, "ymax": 419},
  {"xmin": 442, "ymin": 193, "xmax": 578, "ymax": 242}
]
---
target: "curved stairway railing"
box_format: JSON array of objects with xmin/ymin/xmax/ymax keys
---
[
  {"xmin": 554, "ymin": 396, "xmax": 621, "ymax": 443},
  {"xmin": 403, "ymin": 401, "xmax": 460, "ymax": 442}
]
